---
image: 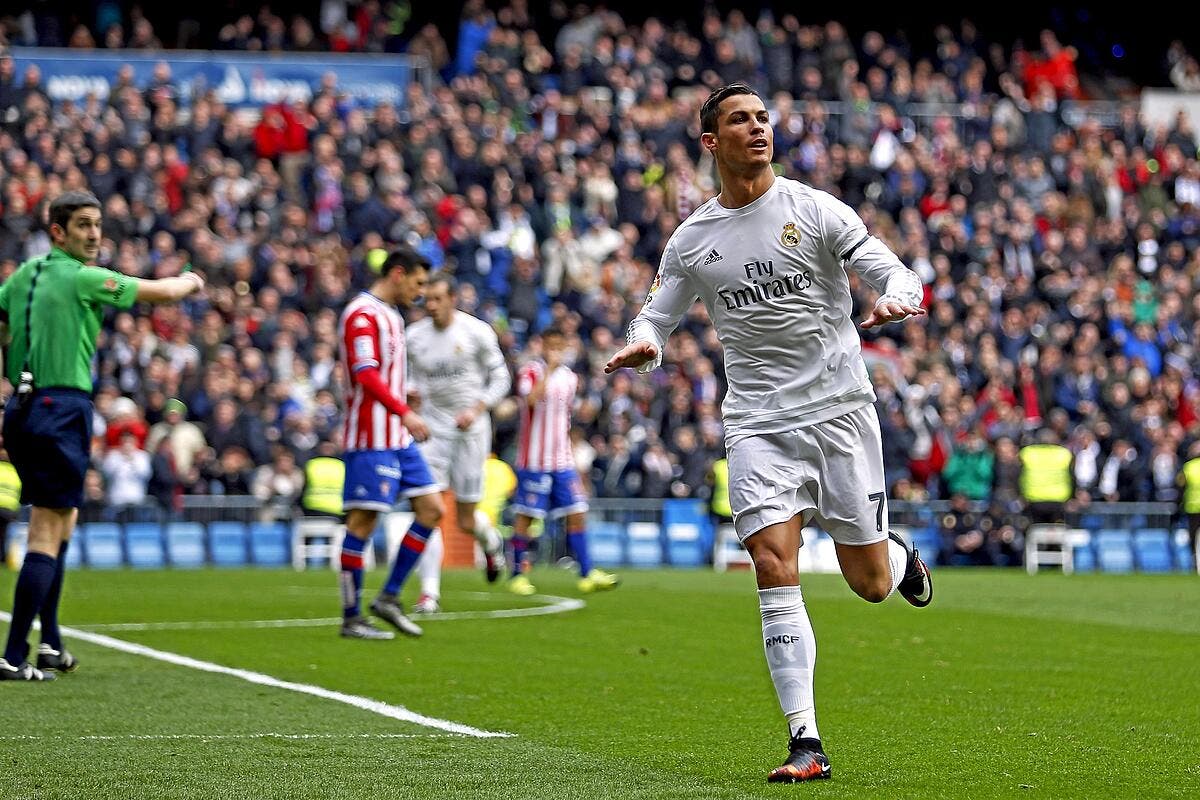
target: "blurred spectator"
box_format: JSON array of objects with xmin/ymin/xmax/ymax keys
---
[
  {"xmin": 941, "ymin": 427, "xmax": 994, "ymax": 500},
  {"xmin": 101, "ymin": 431, "xmax": 152, "ymax": 518},
  {"xmin": 253, "ymin": 447, "xmax": 306, "ymax": 520},
  {"xmin": 146, "ymin": 399, "xmax": 208, "ymax": 478}
]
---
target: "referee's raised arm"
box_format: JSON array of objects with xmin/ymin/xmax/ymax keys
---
[{"xmin": 0, "ymin": 190, "xmax": 202, "ymax": 682}]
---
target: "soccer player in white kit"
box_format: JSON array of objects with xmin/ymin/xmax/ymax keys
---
[
  {"xmin": 408, "ymin": 274, "xmax": 511, "ymax": 612},
  {"xmin": 606, "ymin": 84, "xmax": 934, "ymax": 783}
]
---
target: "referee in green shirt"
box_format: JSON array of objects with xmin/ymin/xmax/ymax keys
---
[{"xmin": 0, "ymin": 190, "xmax": 205, "ymax": 681}]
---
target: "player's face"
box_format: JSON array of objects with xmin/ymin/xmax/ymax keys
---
[
  {"xmin": 55, "ymin": 207, "xmax": 103, "ymax": 263},
  {"xmin": 424, "ymin": 283, "xmax": 454, "ymax": 327},
  {"xmin": 543, "ymin": 335, "xmax": 566, "ymax": 364},
  {"xmin": 395, "ymin": 266, "xmax": 429, "ymax": 307},
  {"xmin": 709, "ymin": 93, "xmax": 773, "ymax": 172}
]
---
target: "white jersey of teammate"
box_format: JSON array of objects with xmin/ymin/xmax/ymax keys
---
[
  {"xmin": 407, "ymin": 310, "xmax": 510, "ymax": 501},
  {"xmin": 407, "ymin": 311, "xmax": 510, "ymax": 433},
  {"xmin": 627, "ymin": 175, "xmax": 922, "ymax": 443}
]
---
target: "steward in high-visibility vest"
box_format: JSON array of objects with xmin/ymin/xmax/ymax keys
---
[
  {"xmin": 0, "ymin": 458, "xmax": 21, "ymax": 516},
  {"xmin": 1018, "ymin": 443, "xmax": 1073, "ymax": 503},
  {"xmin": 302, "ymin": 454, "xmax": 345, "ymax": 517},
  {"xmin": 710, "ymin": 457, "xmax": 731, "ymax": 520},
  {"xmin": 1180, "ymin": 444, "xmax": 1200, "ymax": 561},
  {"xmin": 1181, "ymin": 457, "xmax": 1200, "ymax": 515},
  {"xmin": 0, "ymin": 453, "xmax": 20, "ymax": 569},
  {"xmin": 479, "ymin": 454, "xmax": 517, "ymax": 529}
]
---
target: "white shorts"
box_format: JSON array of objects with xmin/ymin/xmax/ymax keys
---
[
  {"xmin": 727, "ymin": 403, "xmax": 888, "ymax": 546},
  {"xmin": 418, "ymin": 420, "xmax": 490, "ymax": 503}
]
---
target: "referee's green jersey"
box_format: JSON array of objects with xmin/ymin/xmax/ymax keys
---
[{"xmin": 0, "ymin": 247, "xmax": 138, "ymax": 392}]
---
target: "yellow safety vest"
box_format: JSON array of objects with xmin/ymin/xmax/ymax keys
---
[
  {"xmin": 0, "ymin": 461, "xmax": 20, "ymax": 513},
  {"xmin": 302, "ymin": 457, "xmax": 345, "ymax": 516},
  {"xmin": 1019, "ymin": 444, "xmax": 1073, "ymax": 503},
  {"xmin": 479, "ymin": 456, "xmax": 517, "ymax": 527},
  {"xmin": 1182, "ymin": 458, "xmax": 1200, "ymax": 514},
  {"xmin": 711, "ymin": 458, "xmax": 731, "ymax": 517}
]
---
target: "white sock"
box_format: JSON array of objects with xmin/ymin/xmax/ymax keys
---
[
  {"xmin": 758, "ymin": 585, "xmax": 819, "ymax": 741},
  {"xmin": 886, "ymin": 536, "xmax": 909, "ymax": 598},
  {"xmin": 472, "ymin": 509, "xmax": 503, "ymax": 555},
  {"xmin": 416, "ymin": 528, "xmax": 443, "ymax": 600}
]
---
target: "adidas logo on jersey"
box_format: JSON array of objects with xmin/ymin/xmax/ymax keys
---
[{"xmin": 702, "ymin": 249, "xmax": 723, "ymax": 266}]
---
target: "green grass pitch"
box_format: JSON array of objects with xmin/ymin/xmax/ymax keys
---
[{"xmin": 0, "ymin": 566, "xmax": 1198, "ymax": 799}]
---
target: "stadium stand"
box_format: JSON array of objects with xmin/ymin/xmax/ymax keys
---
[{"xmin": 1, "ymin": 4, "xmax": 1199, "ymax": 571}]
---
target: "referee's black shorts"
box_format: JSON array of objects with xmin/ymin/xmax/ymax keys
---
[{"xmin": 2, "ymin": 388, "xmax": 93, "ymax": 509}]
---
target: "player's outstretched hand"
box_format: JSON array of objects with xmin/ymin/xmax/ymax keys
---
[
  {"xmin": 860, "ymin": 301, "xmax": 926, "ymax": 330},
  {"xmin": 402, "ymin": 410, "xmax": 430, "ymax": 442},
  {"xmin": 604, "ymin": 341, "xmax": 659, "ymax": 374}
]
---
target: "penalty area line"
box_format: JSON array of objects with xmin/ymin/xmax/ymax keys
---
[{"xmin": 0, "ymin": 612, "xmax": 514, "ymax": 740}]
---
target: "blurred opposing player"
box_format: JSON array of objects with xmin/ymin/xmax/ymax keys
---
[
  {"xmin": 336, "ymin": 245, "xmax": 444, "ymax": 640},
  {"xmin": 606, "ymin": 84, "xmax": 932, "ymax": 782},
  {"xmin": 407, "ymin": 274, "xmax": 511, "ymax": 613},
  {"xmin": 509, "ymin": 328, "xmax": 618, "ymax": 595}
]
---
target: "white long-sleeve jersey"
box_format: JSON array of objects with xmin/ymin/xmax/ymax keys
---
[
  {"xmin": 407, "ymin": 311, "xmax": 512, "ymax": 434},
  {"xmin": 627, "ymin": 176, "xmax": 923, "ymax": 441}
]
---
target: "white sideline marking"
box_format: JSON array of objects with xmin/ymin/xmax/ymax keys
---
[
  {"xmin": 78, "ymin": 593, "xmax": 584, "ymax": 632},
  {"xmin": 0, "ymin": 733, "xmax": 461, "ymax": 742},
  {"xmin": 0, "ymin": 612, "xmax": 514, "ymax": 740}
]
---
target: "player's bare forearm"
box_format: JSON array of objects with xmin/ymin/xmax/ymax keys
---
[{"xmin": 604, "ymin": 341, "xmax": 659, "ymax": 374}]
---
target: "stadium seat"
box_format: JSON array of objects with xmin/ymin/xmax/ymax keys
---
[
  {"xmin": 65, "ymin": 526, "xmax": 84, "ymax": 568},
  {"xmin": 1026, "ymin": 524, "xmax": 1074, "ymax": 574},
  {"xmin": 208, "ymin": 522, "xmax": 249, "ymax": 567},
  {"xmin": 1133, "ymin": 530, "xmax": 1172, "ymax": 572},
  {"xmin": 249, "ymin": 521, "xmax": 290, "ymax": 567},
  {"xmin": 626, "ymin": 521, "xmax": 663, "ymax": 567},
  {"xmin": 291, "ymin": 516, "xmax": 341, "ymax": 570},
  {"xmin": 1071, "ymin": 539, "xmax": 1096, "ymax": 572},
  {"xmin": 663, "ymin": 499, "xmax": 709, "ymax": 567},
  {"xmin": 910, "ymin": 526, "xmax": 941, "ymax": 567},
  {"xmin": 1173, "ymin": 529, "xmax": 1196, "ymax": 573},
  {"xmin": 125, "ymin": 522, "xmax": 165, "ymax": 568},
  {"xmin": 712, "ymin": 524, "xmax": 750, "ymax": 572},
  {"xmin": 1095, "ymin": 529, "xmax": 1134, "ymax": 573},
  {"xmin": 82, "ymin": 522, "xmax": 123, "ymax": 568},
  {"xmin": 4, "ymin": 521, "xmax": 28, "ymax": 569},
  {"xmin": 665, "ymin": 522, "xmax": 704, "ymax": 567},
  {"xmin": 165, "ymin": 522, "xmax": 206, "ymax": 568},
  {"xmin": 127, "ymin": 504, "xmax": 163, "ymax": 523},
  {"xmin": 587, "ymin": 521, "xmax": 624, "ymax": 567}
]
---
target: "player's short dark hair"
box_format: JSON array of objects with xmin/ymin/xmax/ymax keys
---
[
  {"xmin": 428, "ymin": 272, "xmax": 458, "ymax": 294},
  {"xmin": 49, "ymin": 190, "xmax": 102, "ymax": 229},
  {"xmin": 700, "ymin": 83, "xmax": 762, "ymax": 134},
  {"xmin": 379, "ymin": 244, "xmax": 430, "ymax": 276}
]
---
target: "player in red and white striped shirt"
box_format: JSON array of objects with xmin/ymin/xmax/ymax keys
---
[
  {"xmin": 335, "ymin": 246, "xmax": 444, "ymax": 641},
  {"xmin": 509, "ymin": 328, "xmax": 618, "ymax": 596}
]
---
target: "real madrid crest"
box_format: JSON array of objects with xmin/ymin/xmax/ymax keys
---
[{"xmin": 781, "ymin": 222, "xmax": 800, "ymax": 248}]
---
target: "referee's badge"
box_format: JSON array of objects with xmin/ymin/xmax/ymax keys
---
[{"xmin": 780, "ymin": 222, "xmax": 801, "ymax": 248}]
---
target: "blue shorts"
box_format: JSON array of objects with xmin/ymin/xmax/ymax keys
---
[
  {"xmin": 512, "ymin": 469, "xmax": 589, "ymax": 519},
  {"xmin": 342, "ymin": 444, "xmax": 440, "ymax": 512},
  {"xmin": 2, "ymin": 389, "xmax": 93, "ymax": 509}
]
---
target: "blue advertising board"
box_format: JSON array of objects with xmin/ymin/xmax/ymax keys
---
[{"xmin": 9, "ymin": 47, "xmax": 416, "ymax": 108}]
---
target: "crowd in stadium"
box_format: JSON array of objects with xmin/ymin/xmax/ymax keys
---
[{"xmin": 1, "ymin": 3, "xmax": 1199, "ymax": 564}]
